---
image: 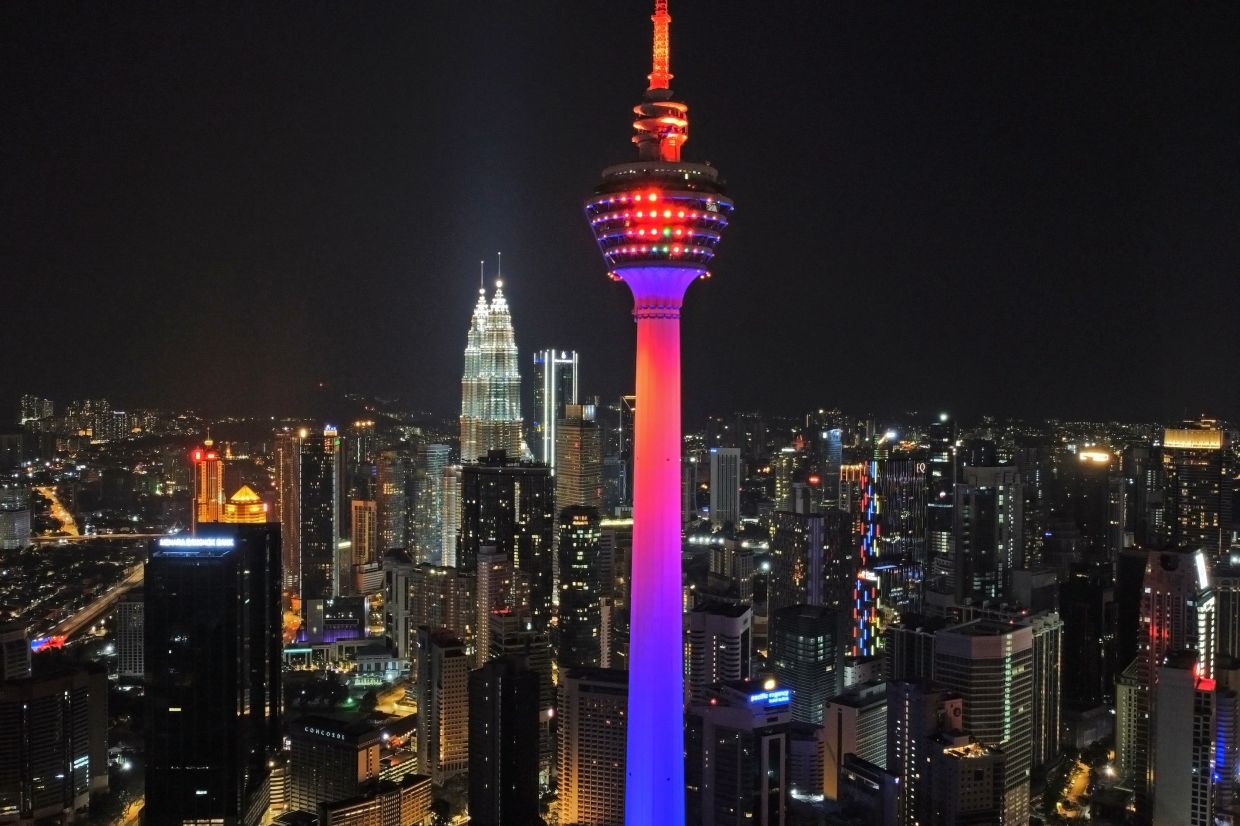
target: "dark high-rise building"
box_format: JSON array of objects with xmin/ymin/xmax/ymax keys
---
[
  {"xmin": 468, "ymin": 658, "xmax": 541, "ymax": 826},
  {"xmin": 769, "ymin": 604, "xmax": 845, "ymax": 725},
  {"xmin": 1059, "ymin": 565, "xmax": 1116, "ymax": 709},
  {"xmin": 768, "ymin": 510, "xmax": 853, "ymax": 616},
  {"xmin": 274, "ymin": 428, "xmax": 302, "ymax": 589},
  {"xmin": 0, "ymin": 663, "xmax": 109, "ymax": 823},
  {"xmin": 300, "ymin": 426, "xmax": 342, "ymax": 611},
  {"xmin": 458, "ymin": 451, "xmax": 555, "ymax": 632},
  {"xmin": 601, "ymin": 395, "xmax": 636, "ymax": 513},
  {"xmin": 686, "ymin": 680, "xmax": 790, "ymax": 826},
  {"xmin": 558, "ymin": 506, "xmax": 603, "ymax": 669},
  {"xmin": 287, "ymin": 716, "xmax": 382, "ymax": 815},
  {"xmin": 1163, "ymin": 423, "xmax": 1233, "ymax": 558},
  {"xmin": 145, "ymin": 525, "xmax": 282, "ymax": 826},
  {"xmin": 952, "ymin": 466, "xmax": 1023, "ymax": 602},
  {"xmin": 533, "ymin": 349, "xmax": 579, "ymax": 471}
]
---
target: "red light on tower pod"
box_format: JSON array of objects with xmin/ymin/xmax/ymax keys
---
[{"xmin": 192, "ymin": 450, "xmax": 203, "ymax": 462}]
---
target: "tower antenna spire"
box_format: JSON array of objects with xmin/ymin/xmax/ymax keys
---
[
  {"xmin": 496, "ymin": 251, "xmax": 503, "ymax": 288},
  {"xmin": 649, "ymin": 0, "xmax": 672, "ymax": 91},
  {"xmin": 479, "ymin": 260, "xmax": 485, "ymax": 292}
]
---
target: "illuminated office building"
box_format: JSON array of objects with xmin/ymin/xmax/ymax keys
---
[
  {"xmin": 415, "ymin": 628, "xmax": 469, "ymax": 785},
  {"xmin": 533, "ymin": 349, "xmax": 579, "ymax": 470},
  {"xmin": 460, "ymin": 283, "xmax": 524, "ymax": 464},
  {"xmin": 1163, "ymin": 422, "xmax": 1233, "ymax": 558},
  {"xmin": 18, "ymin": 394, "xmax": 53, "ymax": 424},
  {"xmin": 222, "ymin": 484, "xmax": 267, "ymax": 524},
  {"xmin": 376, "ymin": 450, "xmax": 412, "ymax": 554},
  {"xmin": 410, "ymin": 445, "xmax": 448, "ymax": 561},
  {"xmin": 145, "ymin": 526, "xmax": 282, "ymax": 825},
  {"xmin": 557, "ymin": 668, "xmax": 628, "ymax": 826},
  {"xmin": 933, "ymin": 619, "xmax": 1034, "ymax": 826},
  {"xmin": 0, "ymin": 486, "xmax": 30, "ymax": 551},
  {"xmin": 1117, "ymin": 546, "xmax": 1215, "ymax": 818},
  {"xmin": 350, "ymin": 498, "xmax": 377, "ymax": 582},
  {"xmin": 686, "ymin": 602, "xmax": 752, "ymax": 704},
  {"xmin": 824, "ymin": 681, "xmax": 887, "ymax": 802},
  {"xmin": 192, "ymin": 438, "xmax": 224, "ymax": 528},
  {"xmin": 288, "ymin": 716, "xmax": 382, "ymax": 815},
  {"xmin": 768, "ymin": 510, "xmax": 854, "ymax": 616},
  {"xmin": 1153, "ymin": 652, "xmax": 1217, "ymax": 826},
  {"xmin": 556, "ymin": 404, "xmax": 603, "ymax": 511},
  {"xmin": 583, "ymin": 0, "xmax": 734, "ymax": 816},
  {"xmin": 115, "ymin": 591, "xmax": 144, "ymax": 680},
  {"xmin": 274, "ymin": 428, "xmax": 302, "ymax": 589}
]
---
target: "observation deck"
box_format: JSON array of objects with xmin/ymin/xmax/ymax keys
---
[{"xmin": 585, "ymin": 161, "xmax": 734, "ymax": 276}]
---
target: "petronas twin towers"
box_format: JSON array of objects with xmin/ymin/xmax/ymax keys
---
[{"xmin": 459, "ymin": 280, "xmax": 524, "ymax": 463}]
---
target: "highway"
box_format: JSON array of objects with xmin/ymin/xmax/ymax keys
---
[
  {"xmin": 34, "ymin": 485, "xmax": 79, "ymax": 536},
  {"xmin": 50, "ymin": 563, "xmax": 144, "ymax": 641},
  {"xmin": 31, "ymin": 533, "xmax": 165, "ymax": 545}
]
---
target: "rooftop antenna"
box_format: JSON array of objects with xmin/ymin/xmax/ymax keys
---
[
  {"xmin": 496, "ymin": 251, "xmax": 503, "ymax": 288},
  {"xmin": 649, "ymin": 0, "xmax": 672, "ymax": 91},
  {"xmin": 479, "ymin": 260, "xmax": 485, "ymax": 293}
]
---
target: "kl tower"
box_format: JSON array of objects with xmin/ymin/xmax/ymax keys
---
[{"xmin": 584, "ymin": 1, "xmax": 734, "ymax": 822}]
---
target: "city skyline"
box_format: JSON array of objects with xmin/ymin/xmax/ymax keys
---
[{"xmin": 4, "ymin": 4, "xmax": 1237, "ymax": 422}]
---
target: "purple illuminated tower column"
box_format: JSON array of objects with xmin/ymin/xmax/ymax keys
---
[{"xmin": 584, "ymin": 2, "xmax": 733, "ymax": 822}]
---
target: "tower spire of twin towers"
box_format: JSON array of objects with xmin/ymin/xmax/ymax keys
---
[{"xmin": 476, "ymin": 251, "xmax": 504, "ymax": 293}]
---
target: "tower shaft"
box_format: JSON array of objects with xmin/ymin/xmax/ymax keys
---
[{"xmin": 625, "ymin": 267, "xmax": 696, "ymax": 826}]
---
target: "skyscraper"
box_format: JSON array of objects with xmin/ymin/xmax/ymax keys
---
[
  {"xmin": 415, "ymin": 628, "xmax": 469, "ymax": 785},
  {"xmin": 460, "ymin": 283, "xmax": 524, "ymax": 464},
  {"xmin": 375, "ymin": 449, "xmax": 412, "ymax": 553},
  {"xmin": 410, "ymin": 444, "xmax": 448, "ymax": 561},
  {"xmin": 686, "ymin": 680, "xmax": 790, "ymax": 826},
  {"xmin": 145, "ymin": 526, "xmax": 282, "ymax": 825},
  {"xmin": 558, "ymin": 506, "xmax": 604, "ymax": 669},
  {"xmin": 583, "ymin": 2, "xmax": 734, "ymax": 818},
  {"xmin": 458, "ymin": 451, "xmax": 555, "ymax": 633},
  {"xmin": 1117, "ymin": 546, "xmax": 1215, "ymax": 818},
  {"xmin": 1163, "ymin": 422, "xmax": 1233, "ymax": 558},
  {"xmin": 274, "ymin": 428, "xmax": 302, "ymax": 589},
  {"xmin": 952, "ymin": 465, "xmax": 1024, "ymax": 602},
  {"xmin": 770, "ymin": 604, "xmax": 846, "ymax": 726},
  {"xmin": 468, "ymin": 658, "xmax": 541, "ymax": 826},
  {"xmin": 933, "ymin": 619, "xmax": 1034, "ymax": 826},
  {"xmin": 1153, "ymin": 651, "xmax": 1217, "ymax": 825},
  {"xmin": 533, "ymin": 349, "xmax": 579, "ymax": 470},
  {"xmin": 300, "ymin": 426, "xmax": 342, "ymax": 614},
  {"xmin": 709, "ymin": 446, "xmax": 741, "ymax": 530},
  {"xmin": 115, "ymin": 590, "xmax": 144, "ymax": 680},
  {"xmin": 768, "ymin": 510, "xmax": 854, "ymax": 616},
  {"xmin": 192, "ymin": 438, "xmax": 224, "ymax": 528},
  {"xmin": 555, "ymin": 404, "xmax": 603, "ymax": 511},
  {"xmin": 0, "ymin": 664, "xmax": 109, "ymax": 822},
  {"xmin": 686, "ymin": 602, "xmax": 752, "ymax": 704},
  {"xmin": 557, "ymin": 668, "xmax": 628, "ymax": 826}
]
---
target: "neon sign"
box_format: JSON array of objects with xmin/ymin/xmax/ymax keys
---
[{"xmin": 158, "ymin": 536, "xmax": 235, "ymax": 549}]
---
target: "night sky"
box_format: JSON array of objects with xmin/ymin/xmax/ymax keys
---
[{"xmin": 4, "ymin": 2, "xmax": 1238, "ymax": 424}]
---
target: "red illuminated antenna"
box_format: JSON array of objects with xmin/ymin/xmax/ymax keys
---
[{"xmin": 648, "ymin": 0, "xmax": 672, "ymax": 91}]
